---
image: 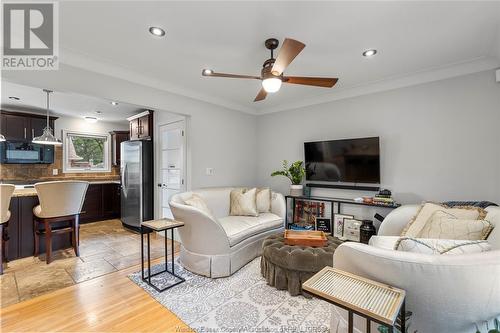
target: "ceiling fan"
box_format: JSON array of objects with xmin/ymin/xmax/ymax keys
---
[{"xmin": 202, "ymin": 38, "xmax": 338, "ymax": 102}]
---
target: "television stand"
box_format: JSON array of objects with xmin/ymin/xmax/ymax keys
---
[{"xmin": 285, "ymin": 194, "xmax": 400, "ymax": 232}]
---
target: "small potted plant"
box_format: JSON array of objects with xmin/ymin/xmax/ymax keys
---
[{"xmin": 271, "ymin": 160, "xmax": 306, "ymax": 196}]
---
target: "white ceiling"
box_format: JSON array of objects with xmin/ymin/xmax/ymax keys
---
[
  {"xmin": 6, "ymin": 1, "xmax": 500, "ymax": 114},
  {"xmin": 1, "ymin": 81, "xmax": 141, "ymax": 123}
]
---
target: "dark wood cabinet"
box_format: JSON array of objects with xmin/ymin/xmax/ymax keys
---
[
  {"xmin": 127, "ymin": 110, "xmax": 153, "ymax": 141},
  {"xmin": 80, "ymin": 183, "xmax": 121, "ymax": 223},
  {"xmin": 0, "ymin": 110, "xmax": 57, "ymax": 141},
  {"xmin": 110, "ymin": 131, "xmax": 129, "ymax": 166}
]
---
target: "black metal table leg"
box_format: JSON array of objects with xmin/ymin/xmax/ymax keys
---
[
  {"xmin": 348, "ymin": 311, "xmax": 353, "ymax": 333},
  {"xmin": 171, "ymin": 228, "xmax": 175, "ymax": 274},
  {"xmin": 147, "ymin": 231, "xmax": 151, "ymax": 284},
  {"xmin": 366, "ymin": 318, "xmax": 371, "ymax": 333},
  {"xmin": 400, "ymin": 300, "xmax": 406, "ymax": 333},
  {"xmin": 140, "ymin": 226, "xmax": 144, "ymax": 280}
]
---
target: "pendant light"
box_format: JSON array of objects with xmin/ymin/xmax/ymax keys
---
[{"xmin": 32, "ymin": 89, "xmax": 62, "ymax": 145}]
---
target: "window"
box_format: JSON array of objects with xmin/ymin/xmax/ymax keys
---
[{"xmin": 63, "ymin": 130, "xmax": 111, "ymax": 173}]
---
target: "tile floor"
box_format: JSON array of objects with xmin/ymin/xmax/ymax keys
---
[{"xmin": 1, "ymin": 219, "xmax": 180, "ymax": 308}]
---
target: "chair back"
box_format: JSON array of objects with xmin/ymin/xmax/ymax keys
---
[
  {"xmin": 34, "ymin": 181, "xmax": 89, "ymax": 218},
  {"xmin": 0, "ymin": 184, "xmax": 15, "ymax": 223}
]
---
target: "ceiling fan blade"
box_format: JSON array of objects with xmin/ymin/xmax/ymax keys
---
[
  {"xmin": 283, "ymin": 76, "xmax": 338, "ymax": 88},
  {"xmin": 254, "ymin": 88, "xmax": 267, "ymax": 102},
  {"xmin": 202, "ymin": 70, "xmax": 260, "ymax": 80},
  {"xmin": 271, "ymin": 38, "xmax": 306, "ymax": 75}
]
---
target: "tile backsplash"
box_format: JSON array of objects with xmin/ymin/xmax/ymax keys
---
[{"xmin": 0, "ymin": 146, "xmax": 119, "ymax": 181}]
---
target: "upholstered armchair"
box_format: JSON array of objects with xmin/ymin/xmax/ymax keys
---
[{"xmin": 332, "ymin": 205, "xmax": 500, "ymax": 333}]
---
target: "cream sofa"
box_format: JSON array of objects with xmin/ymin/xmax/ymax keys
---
[
  {"xmin": 332, "ymin": 204, "xmax": 500, "ymax": 333},
  {"xmin": 169, "ymin": 187, "xmax": 286, "ymax": 278}
]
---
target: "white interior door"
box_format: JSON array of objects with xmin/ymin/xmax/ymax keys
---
[{"xmin": 158, "ymin": 121, "xmax": 186, "ymax": 220}]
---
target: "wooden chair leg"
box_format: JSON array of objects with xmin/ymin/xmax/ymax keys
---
[
  {"xmin": 0, "ymin": 224, "xmax": 3, "ymax": 275},
  {"xmin": 2, "ymin": 223, "xmax": 8, "ymax": 264},
  {"xmin": 73, "ymin": 215, "xmax": 80, "ymax": 257},
  {"xmin": 44, "ymin": 220, "xmax": 52, "ymax": 264},
  {"xmin": 34, "ymin": 219, "xmax": 39, "ymax": 257}
]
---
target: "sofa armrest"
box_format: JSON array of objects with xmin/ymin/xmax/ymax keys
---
[
  {"xmin": 378, "ymin": 204, "xmax": 421, "ymax": 236},
  {"xmin": 271, "ymin": 192, "xmax": 286, "ymax": 220},
  {"xmin": 169, "ymin": 201, "xmax": 231, "ymax": 254}
]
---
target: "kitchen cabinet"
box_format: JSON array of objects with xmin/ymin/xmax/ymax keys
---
[
  {"xmin": 110, "ymin": 130, "xmax": 129, "ymax": 166},
  {"xmin": 0, "ymin": 110, "xmax": 57, "ymax": 141},
  {"xmin": 128, "ymin": 110, "xmax": 153, "ymax": 141},
  {"xmin": 80, "ymin": 183, "xmax": 121, "ymax": 223}
]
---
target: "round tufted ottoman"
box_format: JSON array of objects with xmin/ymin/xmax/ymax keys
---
[{"xmin": 260, "ymin": 233, "xmax": 343, "ymax": 297}]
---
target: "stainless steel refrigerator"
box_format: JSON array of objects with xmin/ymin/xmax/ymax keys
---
[{"xmin": 120, "ymin": 140, "xmax": 153, "ymax": 230}]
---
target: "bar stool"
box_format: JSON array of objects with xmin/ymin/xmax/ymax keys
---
[
  {"xmin": 0, "ymin": 184, "xmax": 15, "ymax": 275},
  {"xmin": 33, "ymin": 181, "xmax": 89, "ymax": 264}
]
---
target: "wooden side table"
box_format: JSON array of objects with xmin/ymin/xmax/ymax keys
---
[
  {"xmin": 303, "ymin": 267, "xmax": 406, "ymax": 333},
  {"xmin": 140, "ymin": 218, "xmax": 185, "ymax": 292}
]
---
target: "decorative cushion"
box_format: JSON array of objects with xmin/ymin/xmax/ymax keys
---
[
  {"xmin": 256, "ymin": 188, "xmax": 272, "ymax": 213},
  {"xmin": 395, "ymin": 237, "xmax": 491, "ymax": 255},
  {"xmin": 418, "ymin": 211, "xmax": 493, "ymax": 240},
  {"xmin": 184, "ymin": 194, "xmax": 215, "ymax": 219},
  {"xmin": 230, "ymin": 188, "xmax": 258, "ymax": 217},
  {"xmin": 401, "ymin": 202, "xmax": 487, "ymax": 237}
]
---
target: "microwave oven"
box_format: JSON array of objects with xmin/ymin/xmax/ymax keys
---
[{"xmin": 0, "ymin": 141, "xmax": 55, "ymax": 164}]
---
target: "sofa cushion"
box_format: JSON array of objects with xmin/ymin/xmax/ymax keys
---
[
  {"xmin": 395, "ymin": 237, "xmax": 491, "ymax": 255},
  {"xmin": 230, "ymin": 188, "xmax": 258, "ymax": 217},
  {"xmin": 418, "ymin": 211, "xmax": 493, "ymax": 240},
  {"xmin": 401, "ymin": 202, "xmax": 486, "ymax": 237},
  {"xmin": 256, "ymin": 188, "xmax": 272, "ymax": 213},
  {"xmin": 219, "ymin": 213, "xmax": 283, "ymax": 246},
  {"xmin": 184, "ymin": 194, "xmax": 216, "ymax": 219},
  {"xmin": 369, "ymin": 236, "xmax": 401, "ymax": 250}
]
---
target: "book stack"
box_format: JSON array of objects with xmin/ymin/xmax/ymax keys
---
[{"xmin": 372, "ymin": 193, "xmax": 395, "ymax": 206}]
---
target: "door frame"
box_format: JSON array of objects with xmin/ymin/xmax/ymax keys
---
[{"xmin": 154, "ymin": 117, "xmax": 188, "ymax": 221}]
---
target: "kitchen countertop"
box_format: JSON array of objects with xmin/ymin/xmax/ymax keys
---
[{"xmin": 7, "ymin": 179, "xmax": 121, "ymax": 197}]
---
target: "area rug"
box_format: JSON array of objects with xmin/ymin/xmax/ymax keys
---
[{"xmin": 128, "ymin": 257, "xmax": 331, "ymax": 333}]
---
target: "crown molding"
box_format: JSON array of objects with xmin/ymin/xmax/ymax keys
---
[
  {"xmin": 59, "ymin": 48, "xmax": 498, "ymax": 117},
  {"xmin": 59, "ymin": 47, "xmax": 257, "ymax": 115},
  {"xmin": 259, "ymin": 56, "xmax": 500, "ymax": 115}
]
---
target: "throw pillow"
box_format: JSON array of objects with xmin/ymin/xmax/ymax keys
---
[
  {"xmin": 401, "ymin": 202, "xmax": 486, "ymax": 237},
  {"xmin": 184, "ymin": 194, "xmax": 216, "ymax": 219},
  {"xmin": 230, "ymin": 187, "xmax": 258, "ymax": 217},
  {"xmin": 395, "ymin": 237, "xmax": 491, "ymax": 255},
  {"xmin": 418, "ymin": 211, "xmax": 493, "ymax": 240},
  {"xmin": 256, "ymin": 188, "xmax": 272, "ymax": 213}
]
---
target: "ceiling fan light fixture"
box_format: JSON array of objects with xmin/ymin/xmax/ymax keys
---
[
  {"xmin": 262, "ymin": 77, "xmax": 282, "ymax": 93},
  {"xmin": 362, "ymin": 49, "xmax": 377, "ymax": 57}
]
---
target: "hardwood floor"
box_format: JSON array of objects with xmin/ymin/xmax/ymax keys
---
[{"xmin": 0, "ymin": 256, "xmax": 191, "ymax": 332}]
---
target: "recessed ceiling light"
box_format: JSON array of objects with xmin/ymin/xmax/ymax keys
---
[
  {"xmin": 362, "ymin": 49, "xmax": 377, "ymax": 57},
  {"xmin": 9, "ymin": 96, "xmax": 20, "ymax": 100},
  {"xmin": 202, "ymin": 69, "xmax": 213, "ymax": 76},
  {"xmin": 110, "ymin": 101, "xmax": 118, "ymax": 106},
  {"xmin": 149, "ymin": 26, "xmax": 165, "ymax": 37},
  {"xmin": 84, "ymin": 116, "xmax": 98, "ymax": 123}
]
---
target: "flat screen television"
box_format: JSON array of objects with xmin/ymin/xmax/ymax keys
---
[{"xmin": 304, "ymin": 137, "xmax": 380, "ymax": 183}]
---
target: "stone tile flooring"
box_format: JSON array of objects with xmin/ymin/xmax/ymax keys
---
[{"xmin": 0, "ymin": 219, "xmax": 179, "ymax": 308}]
